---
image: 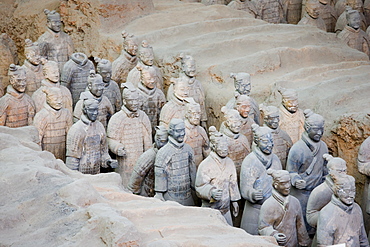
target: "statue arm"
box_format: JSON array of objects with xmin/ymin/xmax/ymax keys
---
[
  {"xmin": 73, "ymin": 100, "xmax": 83, "ymax": 123},
  {"xmin": 286, "ymin": 149, "xmax": 304, "ymax": 186},
  {"xmin": 65, "ymin": 110, "xmax": 73, "ymax": 133},
  {"xmin": 0, "ymin": 97, "xmax": 9, "ymax": 126},
  {"xmin": 142, "ymin": 114, "xmax": 153, "ymax": 151},
  {"xmin": 296, "ymin": 200, "xmax": 311, "ymax": 246},
  {"xmin": 258, "ymin": 203, "xmax": 279, "ymax": 237},
  {"xmin": 229, "ymin": 159, "xmax": 241, "ymax": 202},
  {"xmin": 128, "ymin": 151, "xmax": 154, "ymax": 194},
  {"xmin": 200, "ymin": 127, "xmax": 211, "ymax": 158},
  {"xmin": 359, "ymin": 221, "xmax": 369, "ymax": 247},
  {"xmin": 60, "ymin": 63, "xmax": 74, "ymax": 89},
  {"xmin": 99, "ymin": 124, "xmax": 111, "ymax": 166},
  {"xmin": 316, "ymin": 213, "xmax": 335, "ymax": 247},
  {"xmin": 63, "ymin": 87, "xmax": 73, "ymax": 114},
  {"xmin": 240, "ymin": 159, "xmax": 259, "ymax": 203},
  {"xmin": 358, "ymin": 138, "xmax": 370, "ymax": 176},
  {"xmin": 107, "ymin": 115, "xmax": 125, "ymax": 154},
  {"xmin": 66, "ymin": 125, "xmax": 84, "ymax": 170},
  {"xmin": 195, "ymin": 162, "xmax": 216, "ymax": 201},
  {"xmin": 27, "ymin": 97, "xmax": 36, "ymax": 125},
  {"xmin": 154, "ymin": 150, "xmax": 169, "ymax": 193},
  {"xmin": 33, "ymin": 111, "xmax": 48, "ymax": 143},
  {"xmin": 189, "ymin": 148, "xmax": 197, "ymax": 190}
]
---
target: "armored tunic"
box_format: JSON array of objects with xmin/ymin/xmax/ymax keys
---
[
  {"xmin": 155, "ymin": 136, "xmax": 196, "ymax": 206},
  {"xmin": 258, "ymin": 189, "xmax": 311, "ymax": 247},
  {"xmin": 283, "ymin": 0, "xmax": 303, "ymax": 24},
  {"xmin": 33, "ymin": 103, "xmax": 73, "ymax": 161},
  {"xmin": 220, "ymin": 122, "xmax": 250, "ymax": 177},
  {"xmin": 279, "ymin": 105, "xmax": 304, "ymax": 144},
  {"xmin": 66, "ymin": 114, "xmax": 110, "ymax": 174},
  {"xmin": 73, "ymin": 91, "xmax": 114, "ymax": 129},
  {"xmin": 297, "ymin": 13, "xmax": 327, "ymax": 31},
  {"xmin": 102, "ymin": 79, "xmax": 122, "ymax": 113},
  {"xmin": 107, "ymin": 106, "xmax": 152, "ymax": 186},
  {"xmin": 226, "ymin": 93, "xmax": 260, "ymax": 125},
  {"xmin": 270, "ymin": 127, "xmax": 292, "ymax": 169},
  {"xmin": 253, "ymin": 0, "xmax": 285, "ymax": 24},
  {"xmin": 159, "ymin": 95, "xmax": 187, "ymax": 129},
  {"xmin": 127, "ymin": 61, "xmax": 164, "ymax": 91},
  {"xmin": 128, "ymin": 145, "xmax": 158, "ymax": 197},
  {"xmin": 196, "ymin": 152, "xmax": 241, "ymax": 225},
  {"xmin": 112, "ymin": 50, "xmax": 138, "ymax": 86},
  {"xmin": 37, "ymin": 28, "xmax": 74, "ymax": 71},
  {"xmin": 228, "ymin": 0, "xmax": 259, "ymax": 18},
  {"xmin": 240, "ymin": 146, "xmax": 282, "ymax": 234},
  {"xmin": 22, "ymin": 60, "xmax": 44, "ymax": 96},
  {"xmin": 61, "ymin": 53, "xmax": 95, "ymax": 107},
  {"xmin": 137, "ymin": 81, "xmax": 166, "ymax": 134},
  {"xmin": 32, "ymin": 79, "xmax": 73, "ymax": 114},
  {"xmin": 184, "ymin": 120, "xmax": 210, "ymax": 168},
  {"xmin": 317, "ymin": 196, "xmax": 369, "ymax": 247},
  {"xmin": 0, "ymin": 85, "xmax": 36, "ymax": 128},
  {"xmin": 318, "ymin": 3, "xmax": 338, "ymax": 32},
  {"xmin": 338, "ymin": 26, "xmax": 370, "ymax": 57}
]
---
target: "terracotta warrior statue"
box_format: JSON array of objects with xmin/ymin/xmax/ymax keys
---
[
  {"xmin": 22, "ymin": 39, "xmax": 44, "ymax": 96},
  {"xmin": 240, "ymin": 124, "xmax": 282, "ymax": 235},
  {"xmin": 226, "ymin": 72, "xmax": 260, "ymax": 125},
  {"xmin": 112, "ymin": 31, "xmax": 139, "ymax": 86},
  {"xmin": 107, "ymin": 83, "xmax": 152, "ymax": 186},
  {"xmin": 37, "ymin": 9, "xmax": 74, "ymax": 71},
  {"xmin": 127, "ymin": 40, "xmax": 163, "ymax": 91},
  {"xmin": 32, "ymin": 60, "xmax": 72, "ymax": 114},
  {"xmin": 167, "ymin": 54, "xmax": 207, "ymax": 128},
  {"xmin": 317, "ymin": 175, "xmax": 369, "ymax": 247},
  {"xmin": 283, "ymin": 0, "xmax": 303, "ymax": 24},
  {"xmin": 136, "ymin": 63, "xmax": 166, "ymax": 134},
  {"xmin": 315, "ymin": 0, "xmax": 338, "ymax": 32},
  {"xmin": 357, "ymin": 136, "xmax": 370, "ymax": 222},
  {"xmin": 33, "ymin": 87, "xmax": 73, "ymax": 161},
  {"xmin": 61, "ymin": 52, "xmax": 95, "ymax": 107},
  {"xmin": 260, "ymin": 104, "xmax": 292, "ymax": 169},
  {"xmin": 335, "ymin": 0, "xmax": 367, "ymax": 33},
  {"xmin": 0, "ymin": 64, "xmax": 36, "ymax": 128},
  {"xmin": 128, "ymin": 126, "xmax": 168, "ymax": 197},
  {"xmin": 196, "ymin": 126, "xmax": 241, "ymax": 226},
  {"xmin": 159, "ymin": 77, "xmax": 190, "ymax": 128},
  {"xmin": 66, "ymin": 99, "xmax": 117, "ymax": 174},
  {"xmin": 338, "ymin": 8, "xmax": 370, "ymax": 57},
  {"xmin": 306, "ymin": 154, "xmax": 347, "ymax": 243},
  {"xmin": 233, "ymin": 94, "xmax": 255, "ymax": 148},
  {"xmin": 252, "ymin": 0, "xmax": 286, "ymax": 24},
  {"xmin": 227, "ymin": 0, "xmax": 259, "ymax": 19},
  {"xmin": 0, "ymin": 33, "xmax": 19, "ymax": 94},
  {"xmin": 298, "ymin": 0, "xmax": 327, "ymax": 31},
  {"xmin": 278, "ymin": 87, "xmax": 305, "ymax": 144},
  {"xmin": 219, "ymin": 106, "xmax": 250, "ymax": 178},
  {"xmin": 154, "ymin": 118, "xmax": 196, "ymax": 206},
  {"xmin": 95, "ymin": 57, "xmax": 122, "ymax": 113},
  {"xmin": 73, "ymin": 71, "xmax": 114, "ymax": 129},
  {"xmin": 184, "ymin": 99, "xmax": 210, "ymax": 168},
  {"xmin": 286, "ymin": 109, "xmax": 328, "ymax": 234},
  {"xmin": 258, "ymin": 170, "xmax": 311, "ymax": 247}
]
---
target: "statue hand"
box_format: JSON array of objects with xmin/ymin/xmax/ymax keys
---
[
  {"xmin": 117, "ymin": 147, "xmax": 126, "ymax": 157},
  {"xmin": 295, "ymin": 179, "xmax": 306, "ymax": 190},
  {"xmin": 232, "ymin": 201, "xmax": 239, "ymax": 217},
  {"xmin": 107, "ymin": 159, "xmax": 118, "ymax": 169},
  {"xmin": 154, "ymin": 192, "xmax": 165, "ymax": 201},
  {"xmin": 211, "ymin": 189, "xmax": 223, "ymax": 201},
  {"xmin": 252, "ymin": 189, "xmax": 263, "ymax": 201},
  {"xmin": 273, "ymin": 233, "xmax": 287, "ymax": 246}
]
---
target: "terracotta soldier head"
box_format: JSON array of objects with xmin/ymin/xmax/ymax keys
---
[
  {"xmin": 43, "ymin": 60, "xmax": 60, "ymax": 83},
  {"xmin": 303, "ymin": 109, "xmax": 325, "ymax": 142},
  {"xmin": 8, "ymin": 64, "xmax": 26, "ymax": 93},
  {"xmin": 270, "ymin": 170, "xmax": 291, "ymax": 196},
  {"xmin": 209, "ymin": 126, "xmax": 229, "ymax": 158},
  {"xmin": 179, "ymin": 54, "xmax": 196, "ymax": 78},
  {"xmin": 185, "ymin": 99, "xmax": 201, "ymax": 126},
  {"xmin": 154, "ymin": 125, "xmax": 169, "ymax": 149},
  {"xmin": 323, "ymin": 154, "xmax": 347, "ymax": 179},
  {"xmin": 43, "ymin": 87, "xmax": 63, "ymax": 110},
  {"xmin": 87, "ymin": 70, "xmax": 104, "ymax": 98},
  {"xmin": 95, "ymin": 57, "xmax": 112, "ymax": 83},
  {"xmin": 138, "ymin": 40, "xmax": 154, "ymax": 66},
  {"xmin": 252, "ymin": 124, "xmax": 274, "ymax": 154},
  {"xmin": 346, "ymin": 8, "xmax": 361, "ymax": 30},
  {"xmin": 260, "ymin": 104, "xmax": 280, "ymax": 130},
  {"xmin": 44, "ymin": 9, "xmax": 62, "ymax": 33},
  {"xmin": 333, "ymin": 175, "xmax": 356, "ymax": 206},
  {"xmin": 24, "ymin": 39, "xmax": 41, "ymax": 66},
  {"xmin": 137, "ymin": 63, "xmax": 157, "ymax": 89},
  {"xmin": 278, "ymin": 87, "xmax": 299, "ymax": 113},
  {"xmin": 168, "ymin": 118, "xmax": 186, "ymax": 143},
  {"xmin": 121, "ymin": 30, "xmax": 138, "ymax": 56},
  {"xmin": 172, "ymin": 77, "xmax": 190, "ymax": 100},
  {"xmin": 306, "ymin": 0, "xmax": 321, "ymax": 19},
  {"xmin": 122, "ymin": 83, "xmax": 140, "ymax": 112},
  {"xmin": 82, "ymin": 98, "xmax": 99, "ymax": 122},
  {"xmin": 230, "ymin": 72, "xmax": 251, "ymax": 96},
  {"xmin": 221, "ymin": 106, "xmax": 242, "ymax": 134},
  {"xmin": 235, "ymin": 94, "xmax": 252, "ymax": 118}
]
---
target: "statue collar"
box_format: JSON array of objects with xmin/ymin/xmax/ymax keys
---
[
  {"xmin": 71, "ymin": 53, "xmax": 88, "ymax": 66},
  {"xmin": 253, "ymin": 144, "xmax": 273, "ymax": 169},
  {"xmin": 23, "ymin": 60, "xmax": 42, "ymax": 73},
  {"xmin": 210, "ymin": 151, "xmax": 226, "ymax": 169},
  {"xmin": 172, "ymin": 94, "xmax": 187, "ymax": 106},
  {"xmin": 301, "ymin": 131, "xmax": 321, "ymax": 155},
  {"xmin": 180, "ymin": 72, "xmax": 196, "ymax": 85},
  {"xmin": 264, "ymin": 124, "xmax": 280, "ymax": 135},
  {"xmin": 43, "ymin": 102, "xmax": 63, "ymax": 118},
  {"xmin": 272, "ymin": 188, "xmax": 289, "ymax": 210},
  {"xmin": 279, "ymin": 104, "xmax": 297, "ymax": 119},
  {"xmin": 122, "ymin": 50, "xmax": 138, "ymax": 64},
  {"xmin": 47, "ymin": 27, "xmax": 61, "ymax": 38},
  {"xmin": 6, "ymin": 85, "xmax": 24, "ymax": 99},
  {"xmin": 41, "ymin": 79, "xmax": 60, "ymax": 88},
  {"xmin": 168, "ymin": 136, "xmax": 184, "ymax": 148},
  {"xmin": 220, "ymin": 122, "xmax": 240, "ymax": 139},
  {"xmin": 138, "ymin": 80, "xmax": 156, "ymax": 96},
  {"xmin": 121, "ymin": 105, "xmax": 139, "ymax": 118},
  {"xmin": 345, "ymin": 25, "xmax": 360, "ymax": 34},
  {"xmin": 80, "ymin": 113, "xmax": 93, "ymax": 126},
  {"xmin": 331, "ymin": 194, "xmax": 353, "ymax": 213},
  {"xmin": 185, "ymin": 119, "xmax": 197, "ymax": 130},
  {"xmin": 79, "ymin": 91, "xmax": 102, "ymax": 103}
]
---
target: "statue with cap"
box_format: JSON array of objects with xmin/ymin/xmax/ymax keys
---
[
  {"xmin": 196, "ymin": 126, "xmax": 240, "ymax": 226},
  {"xmin": 73, "ymin": 70, "xmax": 114, "ymax": 129},
  {"xmin": 258, "ymin": 169, "xmax": 311, "ymax": 247},
  {"xmin": 107, "ymin": 83, "xmax": 152, "ymax": 186},
  {"xmin": 298, "ymin": 0, "xmax": 326, "ymax": 31},
  {"xmin": 233, "ymin": 94, "xmax": 255, "ymax": 148},
  {"xmin": 95, "ymin": 57, "xmax": 122, "ymax": 113},
  {"xmin": 66, "ymin": 98, "xmax": 117, "ymax": 174},
  {"xmin": 240, "ymin": 124, "xmax": 282, "ymax": 235},
  {"xmin": 128, "ymin": 126, "xmax": 169, "ymax": 197},
  {"xmin": 37, "ymin": 9, "xmax": 74, "ymax": 71},
  {"xmin": 0, "ymin": 64, "xmax": 36, "ymax": 127},
  {"xmin": 33, "ymin": 87, "xmax": 73, "ymax": 161},
  {"xmin": 335, "ymin": 0, "xmax": 367, "ymax": 33}
]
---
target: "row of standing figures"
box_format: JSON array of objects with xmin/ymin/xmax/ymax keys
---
[{"xmin": 1, "ymin": 7, "xmax": 370, "ymax": 247}]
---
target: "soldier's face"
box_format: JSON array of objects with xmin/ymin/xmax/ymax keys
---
[
  {"xmin": 125, "ymin": 41, "xmax": 138, "ymax": 56},
  {"xmin": 236, "ymin": 103, "xmax": 251, "ymax": 118},
  {"xmin": 140, "ymin": 50, "xmax": 154, "ymax": 66},
  {"xmin": 84, "ymin": 105, "xmax": 98, "ymax": 122},
  {"xmin": 306, "ymin": 124, "xmax": 324, "ymax": 142},
  {"xmin": 170, "ymin": 122, "xmax": 186, "ymax": 143},
  {"xmin": 10, "ymin": 74, "xmax": 27, "ymax": 93},
  {"xmin": 215, "ymin": 139, "xmax": 229, "ymax": 158},
  {"xmin": 155, "ymin": 133, "xmax": 168, "ymax": 149},
  {"xmin": 257, "ymin": 134, "xmax": 274, "ymax": 154},
  {"xmin": 142, "ymin": 70, "xmax": 156, "ymax": 89},
  {"xmin": 329, "ymin": 163, "xmax": 347, "ymax": 178},
  {"xmin": 337, "ymin": 184, "xmax": 355, "ymax": 205},
  {"xmin": 26, "ymin": 50, "xmax": 41, "ymax": 65},
  {"xmin": 174, "ymin": 81, "xmax": 189, "ymax": 100},
  {"xmin": 186, "ymin": 108, "xmax": 201, "ymax": 126},
  {"xmin": 265, "ymin": 115, "xmax": 279, "ymax": 130},
  {"xmin": 125, "ymin": 96, "xmax": 139, "ymax": 112},
  {"xmin": 235, "ymin": 79, "xmax": 251, "ymax": 95},
  {"xmin": 47, "ymin": 93, "xmax": 63, "ymax": 110},
  {"xmin": 183, "ymin": 60, "xmax": 196, "ymax": 78},
  {"xmin": 282, "ymin": 98, "xmax": 298, "ymax": 113},
  {"xmin": 274, "ymin": 175, "xmax": 291, "ymax": 196},
  {"xmin": 348, "ymin": 13, "xmax": 361, "ymax": 30},
  {"xmin": 99, "ymin": 69, "xmax": 111, "ymax": 83},
  {"xmin": 89, "ymin": 81, "xmax": 104, "ymax": 97},
  {"xmin": 47, "ymin": 19, "xmax": 61, "ymax": 33},
  {"xmin": 45, "ymin": 66, "xmax": 60, "ymax": 83},
  {"xmin": 307, "ymin": 4, "xmax": 320, "ymax": 19},
  {"xmin": 226, "ymin": 117, "xmax": 242, "ymax": 134}
]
